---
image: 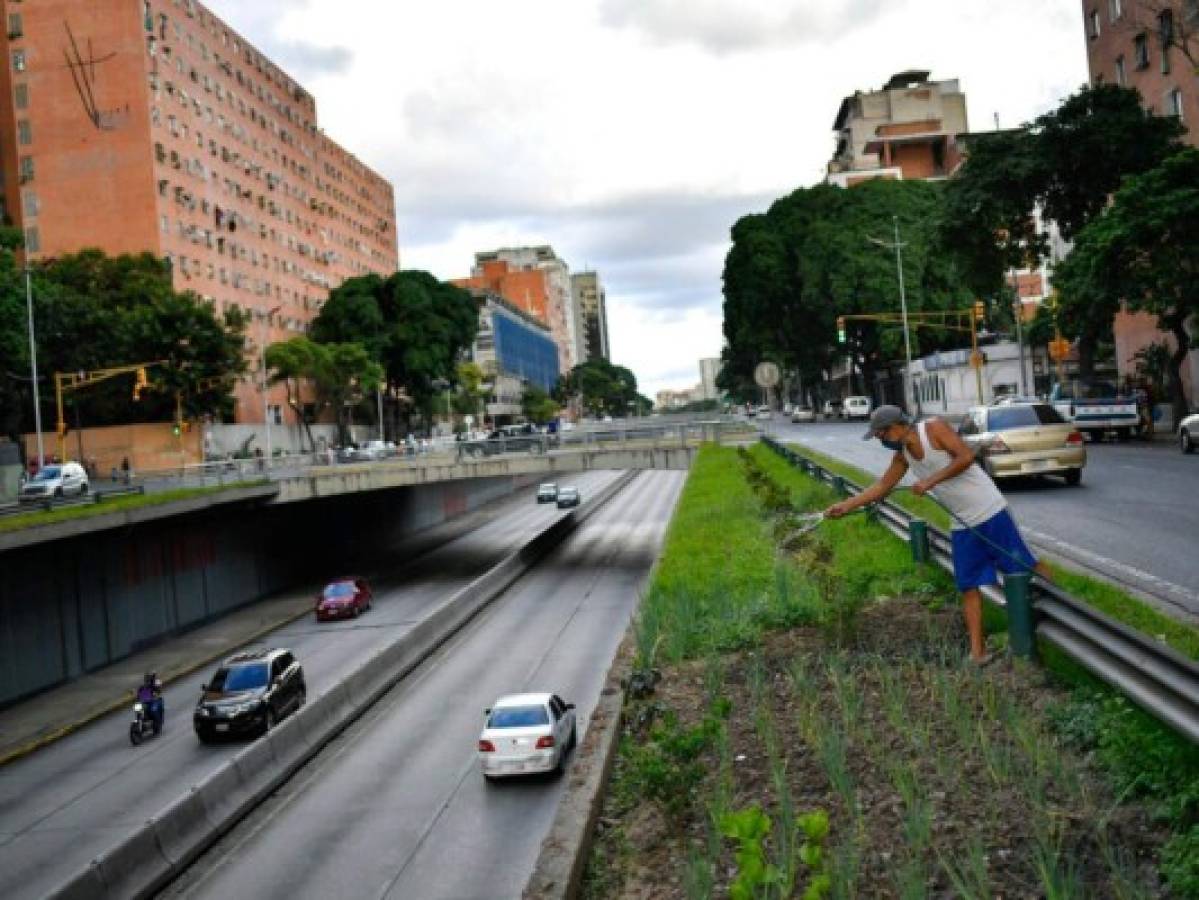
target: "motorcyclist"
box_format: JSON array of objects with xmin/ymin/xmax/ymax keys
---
[{"xmin": 136, "ymin": 671, "xmax": 164, "ymax": 732}]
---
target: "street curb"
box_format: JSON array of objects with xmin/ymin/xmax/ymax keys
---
[
  {"xmin": 44, "ymin": 471, "xmax": 638, "ymax": 900},
  {"xmin": 0, "ymin": 600, "xmax": 314, "ymax": 770},
  {"xmin": 524, "ymin": 633, "xmax": 632, "ymax": 900}
]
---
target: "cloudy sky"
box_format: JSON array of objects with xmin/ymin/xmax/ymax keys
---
[{"xmin": 206, "ymin": 0, "xmax": 1089, "ymax": 398}]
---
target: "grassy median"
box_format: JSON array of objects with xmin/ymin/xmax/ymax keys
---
[
  {"xmin": 0, "ymin": 482, "xmax": 269, "ymax": 534},
  {"xmin": 584, "ymin": 443, "xmax": 1198, "ymax": 898}
]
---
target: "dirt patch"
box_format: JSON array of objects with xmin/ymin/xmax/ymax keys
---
[{"xmin": 585, "ymin": 599, "xmax": 1169, "ymax": 898}]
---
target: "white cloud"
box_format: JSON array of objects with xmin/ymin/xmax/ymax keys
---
[{"xmin": 206, "ymin": 0, "xmax": 1088, "ymax": 398}]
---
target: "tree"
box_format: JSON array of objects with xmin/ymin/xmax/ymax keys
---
[
  {"xmin": 266, "ymin": 336, "xmax": 383, "ymax": 447},
  {"xmin": 941, "ymin": 84, "xmax": 1184, "ymax": 375},
  {"xmin": 312, "ymin": 270, "xmax": 478, "ymax": 432},
  {"xmin": 1053, "ymin": 149, "xmax": 1199, "ymax": 420},
  {"xmin": 520, "ymin": 385, "xmax": 559, "ymax": 425},
  {"xmin": 555, "ymin": 358, "xmax": 641, "ymax": 417}
]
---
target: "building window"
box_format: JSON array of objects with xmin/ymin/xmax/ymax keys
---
[
  {"xmin": 14, "ymin": 83, "xmax": 27, "ymax": 109},
  {"xmin": 12, "ymin": 50, "xmax": 25, "ymax": 72},
  {"xmin": 19, "ymin": 156, "xmax": 34, "ymax": 183},
  {"xmin": 1134, "ymin": 32, "xmax": 1150, "ymax": 69},
  {"xmin": 22, "ymin": 190, "xmax": 38, "ymax": 217},
  {"xmin": 1088, "ymin": 9, "xmax": 1101, "ymax": 38},
  {"xmin": 17, "ymin": 120, "xmax": 31, "ymax": 145},
  {"xmin": 1167, "ymin": 88, "xmax": 1185, "ymax": 121},
  {"xmin": 8, "ymin": 13, "xmax": 22, "ymax": 39},
  {"xmin": 1160, "ymin": 10, "xmax": 1174, "ymax": 72},
  {"xmin": 1115, "ymin": 55, "xmax": 1126, "ymax": 85},
  {"xmin": 1108, "ymin": 0, "xmax": 1122, "ymax": 20},
  {"xmin": 24, "ymin": 226, "xmax": 40, "ymax": 253}
]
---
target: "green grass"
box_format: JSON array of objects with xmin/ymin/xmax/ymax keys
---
[
  {"xmin": 783, "ymin": 440, "xmax": 1199, "ymax": 661},
  {"xmin": 0, "ymin": 482, "xmax": 269, "ymax": 534}
]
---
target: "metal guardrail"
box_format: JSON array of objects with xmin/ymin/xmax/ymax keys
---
[
  {"xmin": 760, "ymin": 436, "xmax": 1199, "ymax": 744},
  {"xmin": 0, "ymin": 484, "xmax": 146, "ymax": 520}
]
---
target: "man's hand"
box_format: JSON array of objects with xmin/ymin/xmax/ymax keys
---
[
  {"xmin": 824, "ymin": 500, "xmax": 854, "ymax": 519},
  {"xmin": 911, "ymin": 478, "xmax": 935, "ymax": 497}
]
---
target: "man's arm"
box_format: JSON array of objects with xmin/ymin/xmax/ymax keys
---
[
  {"xmin": 912, "ymin": 418, "xmax": 976, "ymax": 495},
  {"xmin": 824, "ymin": 453, "xmax": 908, "ymax": 517}
]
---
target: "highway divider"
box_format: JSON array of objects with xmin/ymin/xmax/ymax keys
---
[
  {"xmin": 759, "ymin": 436, "xmax": 1199, "ymax": 745},
  {"xmin": 47, "ymin": 470, "xmax": 640, "ymax": 900}
]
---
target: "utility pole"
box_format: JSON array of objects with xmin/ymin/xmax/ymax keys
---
[
  {"xmin": 1010, "ymin": 270, "xmax": 1029, "ymax": 396},
  {"xmin": 260, "ymin": 304, "xmax": 281, "ymax": 462},
  {"xmin": 867, "ymin": 217, "xmax": 914, "ymax": 412},
  {"xmin": 25, "ymin": 265, "xmax": 44, "ymax": 465}
]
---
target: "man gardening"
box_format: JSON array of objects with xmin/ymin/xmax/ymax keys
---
[{"xmin": 824, "ymin": 405, "xmax": 1051, "ymax": 663}]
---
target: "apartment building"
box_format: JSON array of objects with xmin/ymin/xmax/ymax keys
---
[
  {"xmin": 464, "ymin": 246, "xmax": 579, "ymax": 375},
  {"xmin": 827, "ymin": 70, "xmax": 969, "ymax": 186},
  {"xmin": 467, "ymin": 291, "xmax": 560, "ymax": 423},
  {"xmin": 570, "ymin": 271, "xmax": 609, "ymax": 363},
  {"xmin": 452, "ymin": 258, "xmax": 550, "ymax": 324},
  {"xmin": 0, "ymin": 0, "xmax": 398, "ymax": 424},
  {"xmin": 1081, "ymin": 0, "xmax": 1198, "ymax": 407}
]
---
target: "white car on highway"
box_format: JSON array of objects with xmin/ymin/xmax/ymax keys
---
[{"xmin": 478, "ymin": 692, "xmax": 577, "ymax": 780}]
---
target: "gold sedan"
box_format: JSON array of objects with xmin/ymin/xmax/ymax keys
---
[{"xmin": 959, "ymin": 402, "xmax": 1086, "ymax": 486}]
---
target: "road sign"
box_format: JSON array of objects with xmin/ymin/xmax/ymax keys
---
[
  {"xmin": 753, "ymin": 361, "xmax": 780, "ymax": 389},
  {"xmin": 464, "ymin": 414, "xmax": 474, "ymax": 426}
]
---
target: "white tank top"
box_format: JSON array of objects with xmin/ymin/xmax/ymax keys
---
[{"xmin": 903, "ymin": 420, "xmax": 1006, "ymax": 529}]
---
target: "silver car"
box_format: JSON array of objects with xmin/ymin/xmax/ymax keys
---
[
  {"xmin": 19, "ymin": 462, "xmax": 90, "ymax": 503},
  {"xmin": 1180, "ymin": 412, "xmax": 1199, "ymax": 454},
  {"xmin": 478, "ymin": 692, "xmax": 577, "ymax": 780}
]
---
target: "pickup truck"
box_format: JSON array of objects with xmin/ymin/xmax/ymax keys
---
[
  {"xmin": 460, "ymin": 424, "xmax": 557, "ymax": 458},
  {"xmin": 1049, "ymin": 381, "xmax": 1141, "ymax": 440}
]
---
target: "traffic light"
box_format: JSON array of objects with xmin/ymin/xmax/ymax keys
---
[
  {"xmin": 182, "ymin": 420, "xmax": 192, "ymax": 434},
  {"xmin": 132, "ymin": 367, "xmax": 149, "ymax": 401},
  {"xmin": 836, "ymin": 317, "xmax": 846, "ymax": 344},
  {"xmin": 172, "ymin": 422, "xmax": 181, "ymax": 437},
  {"xmin": 973, "ymin": 300, "xmax": 986, "ymax": 322}
]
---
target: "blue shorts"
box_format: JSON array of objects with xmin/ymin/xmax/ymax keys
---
[{"xmin": 950, "ymin": 508, "xmax": 1037, "ymax": 592}]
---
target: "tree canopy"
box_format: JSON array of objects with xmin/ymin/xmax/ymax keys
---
[
  {"xmin": 721, "ymin": 178, "xmax": 974, "ymax": 398},
  {"xmin": 266, "ymin": 336, "xmax": 383, "ymax": 448},
  {"xmin": 1053, "ymin": 149, "xmax": 1199, "ymax": 420},
  {"xmin": 554, "ymin": 358, "xmax": 641, "ymax": 417}
]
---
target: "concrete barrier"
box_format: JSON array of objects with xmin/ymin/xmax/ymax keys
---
[{"xmin": 46, "ymin": 470, "xmax": 638, "ymax": 900}]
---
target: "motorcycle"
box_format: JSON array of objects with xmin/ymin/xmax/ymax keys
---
[{"xmin": 130, "ymin": 696, "xmax": 163, "ymax": 745}]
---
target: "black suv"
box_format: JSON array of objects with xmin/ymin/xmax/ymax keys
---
[
  {"xmin": 461, "ymin": 423, "xmax": 557, "ymax": 459},
  {"xmin": 194, "ymin": 648, "xmax": 306, "ymax": 743}
]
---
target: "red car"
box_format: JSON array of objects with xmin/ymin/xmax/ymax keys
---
[{"xmin": 315, "ymin": 577, "xmax": 373, "ymax": 621}]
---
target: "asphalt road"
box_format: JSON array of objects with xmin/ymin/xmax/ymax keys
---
[
  {"xmin": 766, "ymin": 419, "xmax": 1199, "ymax": 621},
  {"xmin": 159, "ymin": 470, "xmax": 686, "ymax": 900},
  {"xmin": 0, "ymin": 470, "xmax": 619, "ymax": 900}
]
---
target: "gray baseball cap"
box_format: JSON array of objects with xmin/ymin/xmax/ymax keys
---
[{"xmin": 862, "ymin": 405, "xmax": 909, "ymax": 439}]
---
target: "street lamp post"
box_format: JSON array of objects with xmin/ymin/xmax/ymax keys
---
[
  {"xmin": 260, "ymin": 304, "xmax": 282, "ymax": 461},
  {"xmin": 867, "ymin": 217, "xmax": 914, "ymax": 413},
  {"xmin": 24, "ymin": 264, "xmax": 44, "ymax": 466}
]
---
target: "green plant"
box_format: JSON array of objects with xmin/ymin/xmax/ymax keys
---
[
  {"xmin": 938, "ymin": 835, "xmax": 993, "ymax": 900},
  {"xmin": 721, "ymin": 805, "xmax": 784, "ymax": 900}
]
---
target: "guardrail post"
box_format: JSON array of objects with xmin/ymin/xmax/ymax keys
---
[
  {"xmin": 1004, "ymin": 573, "xmax": 1036, "ymax": 660},
  {"xmin": 831, "ymin": 475, "xmax": 847, "ymax": 497},
  {"xmin": 909, "ymin": 519, "xmax": 930, "ymax": 563}
]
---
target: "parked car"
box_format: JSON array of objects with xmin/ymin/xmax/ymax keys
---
[
  {"xmin": 556, "ymin": 486, "xmax": 581, "ymax": 508},
  {"xmin": 958, "ymin": 402, "xmax": 1085, "ymax": 486},
  {"xmin": 756, "ymin": 405, "xmax": 772, "ymax": 420},
  {"xmin": 1180, "ymin": 412, "xmax": 1199, "ymax": 454},
  {"xmin": 822, "ymin": 399, "xmax": 844, "ymax": 420},
  {"xmin": 194, "ymin": 648, "xmax": 306, "ymax": 742},
  {"xmin": 843, "ymin": 396, "xmax": 872, "ymax": 420},
  {"xmin": 336, "ymin": 445, "xmax": 358, "ymax": 462},
  {"xmin": 357, "ymin": 440, "xmax": 391, "ymax": 461},
  {"xmin": 477, "ymin": 692, "xmax": 577, "ymax": 779},
  {"xmin": 790, "ymin": 405, "xmax": 815, "ymax": 424},
  {"xmin": 1049, "ymin": 380, "xmax": 1140, "ymax": 441},
  {"xmin": 18, "ymin": 462, "xmax": 89, "ymax": 503},
  {"xmin": 537, "ymin": 482, "xmax": 558, "ymax": 503},
  {"xmin": 315, "ymin": 576, "xmax": 373, "ymax": 621}
]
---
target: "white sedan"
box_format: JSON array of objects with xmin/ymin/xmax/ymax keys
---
[
  {"xmin": 478, "ymin": 692, "xmax": 577, "ymax": 779},
  {"xmin": 1180, "ymin": 412, "xmax": 1199, "ymax": 454}
]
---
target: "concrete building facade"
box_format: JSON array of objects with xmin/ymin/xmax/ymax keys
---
[
  {"xmin": 453, "ymin": 258, "xmax": 550, "ymax": 324},
  {"xmin": 570, "ymin": 270, "xmax": 610, "ymax": 363},
  {"xmin": 469, "ymin": 246, "xmax": 578, "ymax": 376},
  {"xmin": 0, "ymin": 0, "xmax": 398, "ymax": 425},
  {"xmin": 827, "ymin": 70, "xmax": 968, "ymax": 186},
  {"xmin": 1080, "ymin": 0, "xmax": 1198, "ymax": 405},
  {"xmin": 468, "ymin": 291, "xmax": 560, "ymax": 423},
  {"xmin": 699, "ymin": 357, "xmax": 722, "ymax": 401}
]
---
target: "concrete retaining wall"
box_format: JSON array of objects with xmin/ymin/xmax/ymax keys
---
[
  {"xmin": 45, "ymin": 471, "xmax": 636, "ymax": 900},
  {"xmin": 0, "ymin": 473, "xmax": 537, "ymax": 708}
]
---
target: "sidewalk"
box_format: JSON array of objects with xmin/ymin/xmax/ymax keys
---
[{"xmin": 0, "ymin": 491, "xmax": 529, "ymax": 768}]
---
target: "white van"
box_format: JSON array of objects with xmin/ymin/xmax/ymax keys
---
[
  {"xmin": 19, "ymin": 462, "xmax": 90, "ymax": 503},
  {"xmin": 843, "ymin": 396, "xmax": 872, "ymax": 421}
]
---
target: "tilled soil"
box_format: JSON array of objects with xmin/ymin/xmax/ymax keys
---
[{"xmin": 584, "ymin": 599, "xmax": 1169, "ymax": 898}]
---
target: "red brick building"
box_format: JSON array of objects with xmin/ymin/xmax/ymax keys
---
[
  {"xmin": 0, "ymin": 0, "xmax": 398, "ymax": 424},
  {"xmin": 452, "ymin": 259, "xmax": 550, "ymax": 324},
  {"xmin": 1079, "ymin": 0, "xmax": 1197, "ymax": 407}
]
